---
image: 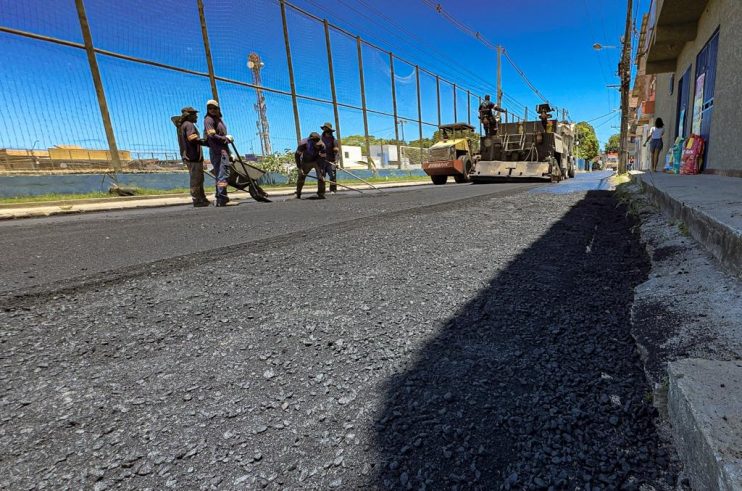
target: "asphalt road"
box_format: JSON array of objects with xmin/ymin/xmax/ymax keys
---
[
  {"xmin": 0, "ymin": 174, "xmax": 679, "ymax": 489},
  {"xmin": 0, "ymin": 182, "xmax": 537, "ymax": 297}
]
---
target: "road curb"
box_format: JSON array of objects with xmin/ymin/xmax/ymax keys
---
[
  {"xmin": 629, "ymin": 173, "xmax": 741, "ymax": 277},
  {"xmin": 626, "ymin": 180, "xmax": 742, "ymax": 491},
  {"xmin": 667, "ymin": 359, "xmax": 742, "ymax": 491},
  {"xmin": 0, "ymin": 180, "xmax": 431, "ymax": 220}
]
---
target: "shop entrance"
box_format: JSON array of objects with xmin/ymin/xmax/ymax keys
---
[{"xmin": 693, "ymin": 29, "xmax": 719, "ymax": 170}]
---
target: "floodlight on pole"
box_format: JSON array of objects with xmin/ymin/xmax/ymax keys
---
[
  {"xmin": 248, "ymin": 52, "xmax": 272, "ymax": 156},
  {"xmin": 593, "ymin": 43, "xmax": 618, "ymax": 50}
]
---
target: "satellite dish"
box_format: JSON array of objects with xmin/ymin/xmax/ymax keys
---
[{"xmin": 247, "ymin": 60, "xmax": 255, "ymax": 69}]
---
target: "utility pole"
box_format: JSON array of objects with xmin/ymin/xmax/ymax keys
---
[
  {"xmin": 248, "ymin": 52, "xmax": 272, "ymax": 155},
  {"xmin": 619, "ymin": 0, "xmax": 633, "ymax": 174},
  {"xmin": 496, "ymin": 46, "xmax": 503, "ymax": 122}
]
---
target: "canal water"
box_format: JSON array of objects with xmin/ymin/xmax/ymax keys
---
[{"xmin": 0, "ymin": 169, "xmax": 427, "ymax": 198}]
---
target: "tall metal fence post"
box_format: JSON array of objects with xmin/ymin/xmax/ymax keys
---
[
  {"xmin": 74, "ymin": 0, "xmax": 121, "ymax": 171},
  {"xmin": 435, "ymin": 75, "xmax": 441, "ymax": 127},
  {"xmin": 197, "ymin": 0, "xmax": 219, "ymax": 103},
  {"xmin": 280, "ymin": 0, "xmax": 302, "ymax": 143},
  {"xmin": 389, "ymin": 52, "xmax": 401, "ymax": 169},
  {"xmin": 415, "ymin": 66, "xmax": 423, "ymax": 166},
  {"xmin": 467, "ymin": 90, "xmax": 471, "ymax": 125},
  {"xmin": 324, "ymin": 19, "xmax": 343, "ymax": 168},
  {"xmin": 453, "ymin": 83, "xmax": 457, "ymax": 122},
  {"xmin": 356, "ymin": 36, "xmax": 372, "ymax": 171}
]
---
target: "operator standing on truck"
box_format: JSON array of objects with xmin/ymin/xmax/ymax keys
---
[{"xmin": 479, "ymin": 95, "xmax": 503, "ymax": 136}]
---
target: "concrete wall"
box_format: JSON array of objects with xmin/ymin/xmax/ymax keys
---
[
  {"xmin": 652, "ymin": 0, "xmax": 742, "ymax": 172},
  {"xmin": 708, "ymin": 0, "xmax": 742, "ymax": 171}
]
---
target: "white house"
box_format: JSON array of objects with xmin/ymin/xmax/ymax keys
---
[{"xmin": 339, "ymin": 145, "xmax": 364, "ymax": 168}]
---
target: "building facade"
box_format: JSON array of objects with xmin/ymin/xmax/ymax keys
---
[
  {"xmin": 630, "ymin": 13, "xmax": 656, "ymax": 171},
  {"xmin": 644, "ymin": 0, "xmax": 742, "ymax": 176}
]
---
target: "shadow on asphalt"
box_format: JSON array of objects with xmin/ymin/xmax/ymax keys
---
[{"xmin": 371, "ymin": 191, "xmax": 678, "ymax": 489}]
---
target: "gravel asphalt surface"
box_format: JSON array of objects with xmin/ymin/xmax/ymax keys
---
[
  {"xmin": 0, "ymin": 178, "xmax": 679, "ymax": 489},
  {"xmin": 0, "ymin": 183, "xmax": 533, "ymax": 296}
]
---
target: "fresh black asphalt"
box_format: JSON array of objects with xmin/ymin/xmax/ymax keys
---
[{"xmin": 0, "ymin": 178, "xmax": 679, "ymax": 489}]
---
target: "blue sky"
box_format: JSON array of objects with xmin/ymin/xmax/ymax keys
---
[{"xmin": 0, "ymin": 0, "xmax": 648, "ymax": 155}]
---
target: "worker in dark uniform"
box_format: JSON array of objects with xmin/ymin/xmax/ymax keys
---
[
  {"xmin": 478, "ymin": 95, "xmax": 499, "ymax": 136},
  {"xmin": 320, "ymin": 122, "xmax": 339, "ymax": 194},
  {"xmin": 203, "ymin": 99, "xmax": 235, "ymax": 207},
  {"xmin": 294, "ymin": 132, "xmax": 327, "ymax": 199},
  {"xmin": 177, "ymin": 106, "xmax": 209, "ymax": 207}
]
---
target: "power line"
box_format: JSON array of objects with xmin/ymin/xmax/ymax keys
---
[
  {"xmin": 290, "ymin": 0, "xmax": 497, "ymax": 97},
  {"xmin": 501, "ymin": 51, "xmax": 549, "ymax": 103},
  {"xmin": 585, "ymin": 110, "xmax": 619, "ymax": 123},
  {"xmin": 422, "ymin": 0, "xmax": 551, "ymax": 104}
]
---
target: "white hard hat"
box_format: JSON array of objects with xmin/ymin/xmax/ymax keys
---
[{"xmin": 206, "ymin": 99, "xmax": 219, "ymax": 108}]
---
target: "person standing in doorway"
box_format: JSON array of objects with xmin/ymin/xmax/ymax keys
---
[
  {"xmin": 644, "ymin": 117, "xmax": 665, "ymax": 172},
  {"xmin": 204, "ymin": 99, "xmax": 235, "ymax": 206},
  {"xmin": 177, "ymin": 106, "xmax": 210, "ymax": 207},
  {"xmin": 320, "ymin": 122, "xmax": 339, "ymax": 194}
]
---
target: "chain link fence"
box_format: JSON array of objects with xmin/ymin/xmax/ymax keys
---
[{"xmin": 0, "ymin": 0, "xmax": 487, "ymax": 178}]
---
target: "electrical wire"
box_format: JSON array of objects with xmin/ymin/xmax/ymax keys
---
[
  {"xmin": 501, "ymin": 50, "xmax": 549, "ymax": 103},
  {"xmin": 422, "ymin": 0, "xmax": 552, "ymax": 105},
  {"xmin": 585, "ymin": 110, "xmax": 619, "ymax": 124},
  {"xmin": 290, "ymin": 0, "xmax": 497, "ymax": 98}
]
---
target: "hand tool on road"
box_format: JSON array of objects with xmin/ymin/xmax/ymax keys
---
[
  {"xmin": 301, "ymin": 172, "xmax": 364, "ymax": 194},
  {"xmin": 326, "ymin": 161, "xmax": 382, "ymax": 191}
]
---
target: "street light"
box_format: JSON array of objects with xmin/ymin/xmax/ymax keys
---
[{"xmin": 593, "ymin": 43, "xmax": 617, "ymax": 50}]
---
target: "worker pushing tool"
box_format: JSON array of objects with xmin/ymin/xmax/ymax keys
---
[
  {"xmin": 204, "ymin": 99, "xmax": 236, "ymax": 207},
  {"xmin": 294, "ymin": 132, "xmax": 327, "ymax": 200}
]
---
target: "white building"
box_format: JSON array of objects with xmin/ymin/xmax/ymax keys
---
[
  {"xmin": 339, "ymin": 145, "xmax": 364, "ymax": 168},
  {"xmin": 369, "ymin": 144, "xmax": 399, "ymax": 168}
]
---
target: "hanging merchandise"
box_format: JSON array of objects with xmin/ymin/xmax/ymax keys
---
[{"xmin": 680, "ymin": 134, "xmax": 705, "ymax": 175}]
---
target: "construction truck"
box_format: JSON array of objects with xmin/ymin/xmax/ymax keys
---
[
  {"xmin": 471, "ymin": 104, "xmax": 576, "ymax": 182},
  {"xmin": 422, "ymin": 123, "xmax": 478, "ymax": 185}
]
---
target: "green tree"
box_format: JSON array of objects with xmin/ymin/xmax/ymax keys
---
[
  {"xmin": 574, "ymin": 122, "xmax": 599, "ymax": 162},
  {"xmin": 408, "ymin": 137, "xmax": 435, "ymax": 148},
  {"xmin": 605, "ymin": 134, "xmax": 621, "ymax": 153}
]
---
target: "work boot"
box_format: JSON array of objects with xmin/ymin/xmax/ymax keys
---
[
  {"xmin": 193, "ymin": 199, "xmax": 211, "ymax": 208},
  {"xmin": 315, "ymin": 194, "xmax": 326, "ymax": 200}
]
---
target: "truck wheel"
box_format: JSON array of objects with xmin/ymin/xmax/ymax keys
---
[
  {"xmin": 454, "ymin": 157, "xmax": 472, "ymax": 183},
  {"xmin": 431, "ymin": 175, "xmax": 448, "ymax": 185}
]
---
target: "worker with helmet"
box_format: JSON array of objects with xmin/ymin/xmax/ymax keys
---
[
  {"xmin": 320, "ymin": 122, "xmax": 339, "ymax": 194},
  {"xmin": 478, "ymin": 95, "xmax": 504, "ymax": 137},
  {"xmin": 294, "ymin": 132, "xmax": 327, "ymax": 199},
  {"xmin": 177, "ymin": 106, "xmax": 210, "ymax": 207},
  {"xmin": 203, "ymin": 99, "xmax": 235, "ymax": 207}
]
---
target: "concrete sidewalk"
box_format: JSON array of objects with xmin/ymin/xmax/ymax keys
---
[
  {"xmin": 631, "ymin": 171, "xmax": 742, "ymax": 277},
  {"xmin": 629, "ymin": 171, "xmax": 742, "ymax": 490},
  {"xmin": 0, "ymin": 180, "xmax": 430, "ymax": 220}
]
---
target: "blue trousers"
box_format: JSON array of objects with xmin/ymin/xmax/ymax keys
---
[{"xmin": 209, "ymin": 147, "xmax": 231, "ymax": 203}]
